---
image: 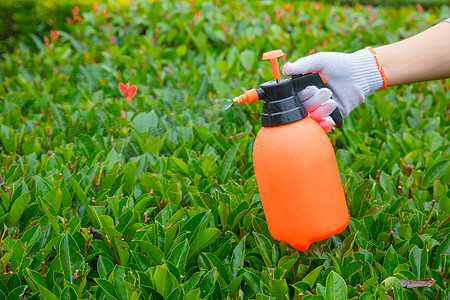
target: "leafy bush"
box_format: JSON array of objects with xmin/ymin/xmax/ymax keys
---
[{"xmin": 0, "ymin": 0, "xmax": 449, "ymax": 299}]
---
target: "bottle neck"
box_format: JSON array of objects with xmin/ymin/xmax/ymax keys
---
[{"xmin": 260, "ymin": 77, "xmax": 307, "ymax": 127}]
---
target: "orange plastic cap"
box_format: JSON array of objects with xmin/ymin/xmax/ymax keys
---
[{"xmin": 262, "ymin": 50, "xmax": 286, "ymax": 80}]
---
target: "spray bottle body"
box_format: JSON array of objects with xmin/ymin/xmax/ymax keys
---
[
  {"xmin": 253, "ymin": 116, "xmax": 348, "ymax": 251},
  {"xmin": 252, "ymin": 73, "xmax": 348, "ymax": 251},
  {"xmin": 233, "ymin": 50, "xmax": 348, "ymax": 251}
]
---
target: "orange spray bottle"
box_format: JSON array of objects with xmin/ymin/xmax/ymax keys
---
[{"xmin": 233, "ymin": 50, "xmax": 349, "ymax": 251}]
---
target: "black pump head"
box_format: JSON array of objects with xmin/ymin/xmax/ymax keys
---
[{"xmin": 259, "ymin": 73, "xmax": 343, "ymax": 128}]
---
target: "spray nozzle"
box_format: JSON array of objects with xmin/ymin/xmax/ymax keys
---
[{"xmin": 232, "ymin": 88, "xmax": 265, "ymax": 105}]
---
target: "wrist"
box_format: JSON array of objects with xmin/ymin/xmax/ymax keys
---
[{"xmin": 350, "ymin": 48, "xmax": 386, "ymax": 95}]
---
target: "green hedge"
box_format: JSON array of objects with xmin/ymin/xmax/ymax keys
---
[
  {"xmin": 331, "ymin": 0, "xmax": 450, "ymax": 6},
  {"xmin": 1, "ymin": 0, "xmax": 448, "ymax": 51},
  {"xmin": 0, "ymin": 0, "xmax": 92, "ymax": 52}
]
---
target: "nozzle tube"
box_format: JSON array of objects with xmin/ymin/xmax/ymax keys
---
[{"xmin": 232, "ymin": 88, "xmax": 265, "ymax": 105}]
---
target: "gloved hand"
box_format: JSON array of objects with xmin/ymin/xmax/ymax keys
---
[
  {"xmin": 283, "ymin": 48, "xmax": 386, "ymax": 118},
  {"xmin": 297, "ymin": 86, "xmax": 337, "ymax": 132}
]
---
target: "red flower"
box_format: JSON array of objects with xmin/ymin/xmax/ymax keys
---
[
  {"xmin": 72, "ymin": 6, "xmax": 80, "ymax": 16},
  {"xmin": 43, "ymin": 36, "xmax": 49, "ymax": 47},
  {"xmin": 110, "ymin": 36, "xmax": 115, "ymax": 45},
  {"xmin": 93, "ymin": 2, "xmax": 98, "ymax": 10},
  {"xmin": 103, "ymin": 9, "xmax": 108, "ymax": 19},
  {"xmin": 195, "ymin": 11, "xmax": 201, "ymax": 19},
  {"xmin": 66, "ymin": 17, "xmax": 73, "ymax": 24},
  {"xmin": 50, "ymin": 30, "xmax": 59, "ymax": 41},
  {"xmin": 264, "ymin": 16, "xmax": 270, "ymax": 26},
  {"xmin": 416, "ymin": 4, "xmax": 424, "ymax": 12},
  {"xmin": 118, "ymin": 82, "xmax": 137, "ymax": 101},
  {"xmin": 312, "ymin": 2, "xmax": 321, "ymax": 10},
  {"xmin": 276, "ymin": 9, "xmax": 283, "ymax": 19},
  {"xmin": 309, "ymin": 49, "xmax": 315, "ymax": 55}
]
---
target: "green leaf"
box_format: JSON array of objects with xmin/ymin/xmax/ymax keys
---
[
  {"xmin": 393, "ymin": 278, "xmax": 404, "ymax": 300},
  {"xmin": 383, "ymin": 246, "xmax": 399, "ymax": 275},
  {"xmin": 422, "ymin": 160, "xmax": 449, "ymax": 188},
  {"xmin": 230, "ymin": 235, "xmax": 246, "ymax": 279},
  {"xmin": 122, "ymin": 163, "xmax": 137, "ymax": 196},
  {"xmin": 166, "ymin": 285, "xmax": 183, "ymax": 300},
  {"xmin": 6, "ymin": 286, "xmax": 28, "ymax": 300},
  {"xmin": 398, "ymin": 224, "xmax": 412, "ymax": 240},
  {"xmin": 409, "ymin": 246, "xmax": 427, "ymax": 279},
  {"xmin": 35, "ymin": 176, "xmax": 51, "ymax": 199},
  {"xmin": 240, "ymin": 49, "xmax": 255, "ymax": 71},
  {"xmin": 268, "ymin": 277, "xmax": 289, "ymax": 300},
  {"xmin": 167, "ymin": 239, "xmax": 190, "ymax": 276},
  {"xmin": 0, "ymin": 281, "xmax": 7, "ymax": 298},
  {"xmin": 132, "ymin": 111, "xmax": 158, "ymax": 134},
  {"xmin": 7, "ymin": 191, "xmax": 31, "ymax": 223},
  {"xmin": 163, "ymin": 259, "xmax": 181, "ymax": 282},
  {"xmin": 113, "ymin": 266, "xmax": 129, "ymax": 300},
  {"xmin": 59, "ymin": 232, "xmax": 85, "ymax": 284},
  {"xmin": 21, "ymin": 225, "xmax": 41, "ymax": 253},
  {"xmin": 433, "ymin": 234, "xmax": 450, "ymax": 269},
  {"xmin": 138, "ymin": 240, "xmax": 165, "ymax": 265},
  {"xmin": 142, "ymin": 135, "xmax": 167, "ymax": 156},
  {"xmin": 342, "ymin": 261, "xmax": 362, "ymax": 280},
  {"xmin": 10, "ymin": 240, "xmax": 25, "ymax": 272},
  {"xmin": 337, "ymin": 232, "xmax": 356, "ymax": 261},
  {"xmin": 152, "ymin": 265, "xmax": 179, "ymax": 298},
  {"xmin": 380, "ymin": 172, "xmax": 396, "ymax": 196},
  {"xmin": 302, "ymin": 266, "xmax": 323, "ymax": 289},
  {"xmin": 95, "ymin": 278, "xmax": 118, "ymax": 300},
  {"xmin": 358, "ymin": 293, "xmax": 375, "ymax": 300},
  {"xmin": 256, "ymin": 294, "xmax": 276, "ymax": 300},
  {"xmin": 324, "ymin": 271, "xmax": 347, "ymax": 300},
  {"xmin": 188, "ymin": 227, "xmax": 221, "ymax": 259},
  {"xmin": 220, "ymin": 144, "xmax": 239, "ymax": 183},
  {"xmin": 166, "ymin": 183, "xmax": 182, "ymax": 210},
  {"xmin": 202, "ymin": 252, "xmax": 231, "ymax": 285},
  {"xmin": 98, "ymin": 255, "xmax": 114, "ymax": 279},
  {"xmin": 253, "ymin": 232, "xmax": 273, "ymax": 267},
  {"xmin": 184, "ymin": 288, "xmax": 201, "ymax": 300},
  {"xmin": 182, "ymin": 271, "xmax": 204, "ymax": 293},
  {"xmin": 199, "ymin": 267, "xmax": 216, "ymax": 299},
  {"xmin": 60, "ymin": 286, "xmax": 78, "ymax": 300},
  {"xmin": 37, "ymin": 197, "xmax": 60, "ymax": 235},
  {"xmin": 68, "ymin": 176, "xmax": 100, "ymax": 228},
  {"xmin": 45, "ymin": 188, "xmax": 63, "ymax": 213}
]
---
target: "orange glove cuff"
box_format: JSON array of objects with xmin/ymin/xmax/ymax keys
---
[{"xmin": 366, "ymin": 46, "xmax": 388, "ymax": 89}]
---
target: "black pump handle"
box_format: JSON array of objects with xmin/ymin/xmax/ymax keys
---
[{"xmin": 292, "ymin": 73, "xmax": 342, "ymax": 128}]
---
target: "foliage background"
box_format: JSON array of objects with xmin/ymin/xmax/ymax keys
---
[{"xmin": 0, "ymin": 0, "xmax": 449, "ymax": 299}]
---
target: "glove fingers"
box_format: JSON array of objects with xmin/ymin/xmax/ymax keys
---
[
  {"xmin": 299, "ymin": 87, "xmax": 333, "ymax": 112},
  {"xmin": 283, "ymin": 53, "xmax": 325, "ymax": 76},
  {"xmin": 309, "ymin": 99, "xmax": 337, "ymax": 121},
  {"xmin": 297, "ymin": 86, "xmax": 319, "ymax": 102},
  {"xmin": 319, "ymin": 116, "xmax": 336, "ymax": 132}
]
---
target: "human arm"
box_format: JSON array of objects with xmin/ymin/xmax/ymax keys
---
[
  {"xmin": 374, "ymin": 21, "xmax": 450, "ymax": 86},
  {"xmin": 283, "ymin": 19, "xmax": 450, "ymax": 130}
]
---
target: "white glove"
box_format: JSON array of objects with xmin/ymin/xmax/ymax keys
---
[
  {"xmin": 283, "ymin": 48, "xmax": 385, "ymax": 118},
  {"xmin": 297, "ymin": 86, "xmax": 337, "ymax": 132}
]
